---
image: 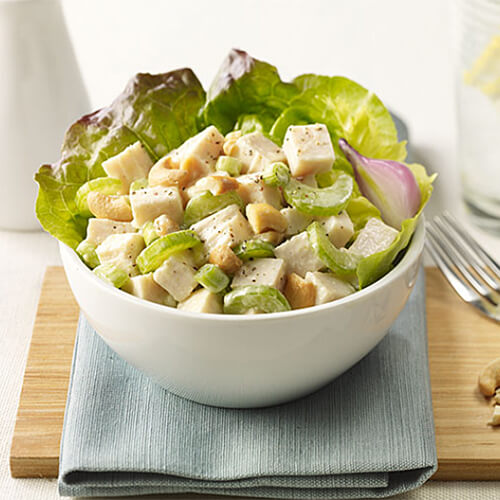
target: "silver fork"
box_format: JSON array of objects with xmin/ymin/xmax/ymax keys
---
[{"xmin": 425, "ymin": 211, "xmax": 500, "ymax": 322}]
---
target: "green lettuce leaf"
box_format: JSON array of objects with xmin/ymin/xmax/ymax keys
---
[
  {"xmin": 201, "ymin": 49, "xmax": 299, "ymax": 134},
  {"xmin": 270, "ymin": 75, "xmax": 407, "ymax": 162},
  {"xmin": 356, "ymin": 164, "xmax": 436, "ymax": 288},
  {"xmin": 35, "ymin": 70, "xmax": 205, "ymax": 249}
]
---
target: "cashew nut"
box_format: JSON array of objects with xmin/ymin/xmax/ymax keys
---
[
  {"xmin": 246, "ymin": 203, "xmax": 288, "ymax": 234},
  {"xmin": 87, "ymin": 191, "xmax": 133, "ymax": 221},
  {"xmin": 478, "ymin": 357, "xmax": 500, "ymax": 396},
  {"xmin": 223, "ymin": 130, "xmax": 242, "ymax": 156},
  {"xmin": 255, "ymin": 230, "xmax": 285, "ymax": 246},
  {"xmin": 284, "ymin": 273, "xmax": 316, "ymax": 309},
  {"xmin": 488, "ymin": 405, "xmax": 500, "ymax": 427},
  {"xmin": 495, "ymin": 389, "xmax": 500, "ymax": 405},
  {"xmin": 148, "ymin": 163, "xmax": 189, "ymax": 189},
  {"xmin": 153, "ymin": 214, "xmax": 179, "ymax": 236},
  {"xmin": 209, "ymin": 245, "xmax": 242, "ymax": 275}
]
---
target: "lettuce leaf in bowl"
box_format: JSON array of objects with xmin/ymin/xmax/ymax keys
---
[{"xmin": 35, "ymin": 70, "xmax": 205, "ymax": 249}]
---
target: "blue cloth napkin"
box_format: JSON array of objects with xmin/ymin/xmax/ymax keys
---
[{"xmin": 58, "ymin": 269, "xmax": 437, "ymax": 498}]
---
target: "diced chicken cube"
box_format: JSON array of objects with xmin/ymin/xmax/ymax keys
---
[
  {"xmin": 274, "ymin": 231, "xmax": 324, "ymax": 277},
  {"xmin": 305, "ymin": 272, "xmax": 354, "ymax": 305},
  {"xmin": 177, "ymin": 288, "xmax": 223, "ymax": 314},
  {"xmin": 232, "ymin": 258, "xmax": 286, "ymax": 290},
  {"xmin": 281, "ymin": 207, "xmax": 313, "ymax": 236},
  {"xmin": 284, "ymin": 273, "xmax": 316, "ymax": 309},
  {"xmin": 283, "ymin": 124, "xmax": 335, "ymax": 177},
  {"xmin": 186, "ymin": 174, "xmax": 239, "ymax": 200},
  {"xmin": 230, "ymin": 132, "xmax": 286, "ymax": 174},
  {"xmin": 236, "ymin": 173, "xmax": 282, "ymax": 209},
  {"xmin": 190, "ymin": 204, "xmax": 253, "ymax": 252},
  {"xmin": 349, "ymin": 217, "xmax": 399, "ymax": 258},
  {"xmin": 96, "ymin": 233, "xmax": 145, "ymax": 277},
  {"xmin": 153, "ymin": 252, "xmax": 197, "ymax": 302},
  {"xmin": 102, "ymin": 142, "xmax": 153, "ymax": 193},
  {"xmin": 316, "ymin": 211, "xmax": 354, "ymax": 248},
  {"xmin": 122, "ymin": 273, "xmax": 175, "ymax": 306},
  {"xmin": 166, "ymin": 125, "xmax": 224, "ymax": 181},
  {"xmin": 130, "ymin": 186, "xmax": 183, "ymax": 227},
  {"xmin": 86, "ymin": 219, "xmax": 136, "ymax": 246}
]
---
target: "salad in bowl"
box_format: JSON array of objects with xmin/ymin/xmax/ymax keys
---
[{"xmin": 35, "ymin": 49, "xmax": 434, "ymax": 316}]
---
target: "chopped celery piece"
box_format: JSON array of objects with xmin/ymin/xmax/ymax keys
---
[
  {"xmin": 191, "ymin": 243, "xmax": 208, "ymax": 267},
  {"xmin": 76, "ymin": 239, "xmax": 100, "ymax": 269},
  {"xmin": 307, "ymin": 222, "xmax": 359, "ymax": 276},
  {"xmin": 234, "ymin": 239, "xmax": 275, "ymax": 261},
  {"xmin": 223, "ymin": 285, "xmax": 291, "ymax": 314},
  {"xmin": 184, "ymin": 190, "xmax": 244, "ymax": 226},
  {"xmin": 142, "ymin": 221, "xmax": 159, "ymax": 246},
  {"xmin": 76, "ymin": 177, "xmax": 123, "ymax": 217},
  {"xmin": 216, "ymin": 156, "xmax": 243, "ymax": 176},
  {"xmin": 262, "ymin": 161, "xmax": 290, "ymax": 188},
  {"xmin": 195, "ymin": 264, "xmax": 230, "ymax": 293},
  {"xmin": 136, "ymin": 230, "xmax": 201, "ymax": 273},
  {"xmin": 283, "ymin": 173, "xmax": 353, "ymax": 216},
  {"xmin": 130, "ymin": 177, "xmax": 148, "ymax": 192},
  {"xmin": 93, "ymin": 263, "xmax": 129, "ymax": 288}
]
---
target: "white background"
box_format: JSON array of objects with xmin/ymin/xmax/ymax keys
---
[{"xmin": 2, "ymin": 0, "xmax": 500, "ymax": 499}]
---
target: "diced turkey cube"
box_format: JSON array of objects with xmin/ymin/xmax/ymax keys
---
[
  {"xmin": 102, "ymin": 142, "xmax": 153, "ymax": 193},
  {"xmin": 86, "ymin": 219, "xmax": 136, "ymax": 246},
  {"xmin": 130, "ymin": 186, "xmax": 183, "ymax": 227},
  {"xmin": 231, "ymin": 132, "xmax": 286, "ymax": 174},
  {"xmin": 167, "ymin": 125, "xmax": 224, "ymax": 181},
  {"xmin": 236, "ymin": 173, "xmax": 282, "ymax": 209},
  {"xmin": 177, "ymin": 288, "xmax": 223, "ymax": 314},
  {"xmin": 349, "ymin": 217, "xmax": 399, "ymax": 258},
  {"xmin": 232, "ymin": 258, "xmax": 286, "ymax": 290},
  {"xmin": 280, "ymin": 207, "xmax": 313, "ymax": 236},
  {"xmin": 305, "ymin": 272, "xmax": 354, "ymax": 304},
  {"xmin": 283, "ymin": 124, "xmax": 335, "ymax": 177},
  {"xmin": 190, "ymin": 204, "xmax": 253, "ymax": 253},
  {"xmin": 122, "ymin": 273, "xmax": 175, "ymax": 306},
  {"xmin": 274, "ymin": 231, "xmax": 324, "ymax": 277},
  {"xmin": 96, "ymin": 233, "xmax": 145, "ymax": 277},
  {"xmin": 153, "ymin": 252, "xmax": 197, "ymax": 302},
  {"xmin": 316, "ymin": 211, "xmax": 354, "ymax": 248}
]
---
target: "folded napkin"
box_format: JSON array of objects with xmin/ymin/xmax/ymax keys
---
[{"xmin": 58, "ymin": 268, "xmax": 437, "ymax": 498}]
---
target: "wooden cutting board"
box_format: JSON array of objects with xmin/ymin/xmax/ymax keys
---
[{"xmin": 9, "ymin": 267, "xmax": 500, "ymax": 480}]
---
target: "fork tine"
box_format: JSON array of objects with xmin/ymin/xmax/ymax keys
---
[
  {"xmin": 434, "ymin": 215, "xmax": 500, "ymax": 293},
  {"xmin": 443, "ymin": 211, "xmax": 500, "ymax": 280},
  {"xmin": 425, "ymin": 229, "xmax": 482, "ymax": 304},
  {"xmin": 427, "ymin": 222, "xmax": 498, "ymax": 305}
]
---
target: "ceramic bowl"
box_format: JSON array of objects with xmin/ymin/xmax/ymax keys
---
[{"xmin": 60, "ymin": 217, "xmax": 424, "ymax": 408}]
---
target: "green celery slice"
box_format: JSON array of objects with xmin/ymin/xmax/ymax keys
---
[
  {"xmin": 234, "ymin": 239, "xmax": 275, "ymax": 261},
  {"xmin": 76, "ymin": 239, "xmax": 100, "ymax": 269},
  {"xmin": 136, "ymin": 230, "xmax": 201, "ymax": 273},
  {"xmin": 76, "ymin": 177, "xmax": 123, "ymax": 217},
  {"xmin": 93, "ymin": 263, "xmax": 129, "ymax": 288},
  {"xmin": 184, "ymin": 190, "xmax": 244, "ymax": 226},
  {"xmin": 129, "ymin": 177, "xmax": 148, "ymax": 192},
  {"xmin": 307, "ymin": 222, "xmax": 359, "ymax": 276},
  {"xmin": 262, "ymin": 162, "xmax": 291, "ymax": 188},
  {"xmin": 216, "ymin": 156, "xmax": 243, "ymax": 176},
  {"xmin": 142, "ymin": 221, "xmax": 159, "ymax": 246},
  {"xmin": 195, "ymin": 264, "xmax": 230, "ymax": 293},
  {"xmin": 224, "ymin": 285, "xmax": 291, "ymax": 314},
  {"xmin": 283, "ymin": 173, "xmax": 353, "ymax": 216}
]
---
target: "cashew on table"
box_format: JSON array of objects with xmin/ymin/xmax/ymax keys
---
[{"xmin": 478, "ymin": 357, "xmax": 500, "ymax": 426}]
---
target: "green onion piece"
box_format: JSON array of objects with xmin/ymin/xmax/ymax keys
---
[
  {"xmin": 130, "ymin": 177, "xmax": 148, "ymax": 192},
  {"xmin": 93, "ymin": 263, "xmax": 129, "ymax": 288},
  {"xmin": 76, "ymin": 177, "xmax": 123, "ymax": 217},
  {"xmin": 224, "ymin": 285, "xmax": 291, "ymax": 314},
  {"xmin": 262, "ymin": 162, "xmax": 291, "ymax": 188},
  {"xmin": 76, "ymin": 239, "xmax": 100, "ymax": 269},
  {"xmin": 195, "ymin": 264, "xmax": 230, "ymax": 293},
  {"xmin": 215, "ymin": 156, "xmax": 243, "ymax": 176},
  {"xmin": 307, "ymin": 222, "xmax": 359, "ymax": 276},
  {"xmin": 136, "ymin": 230, "xmax": 201, "ymax": 273},
  {"xmin": 142, "ymin": 221, "xmax": 159, "ymax": 246},
  {"xmin": 283, "ymin": 173, "xmax": 353, "ymax": 216},
  {"xmin": 184, "ymin": 190, "xmax": 244, "ymax": 226},
  {"xmin": 234, "ymin": 239, "xmax": 275, "ymax": 261}
]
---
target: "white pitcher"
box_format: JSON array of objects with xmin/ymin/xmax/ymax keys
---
[{"xmin": 0, "ymin": 0, "xmax": 89, "ymax": 230}]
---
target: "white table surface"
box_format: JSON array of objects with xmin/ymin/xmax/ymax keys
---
[{"xmin": 2, "ymin": 0, "xmax": 500, "ymax": 498}]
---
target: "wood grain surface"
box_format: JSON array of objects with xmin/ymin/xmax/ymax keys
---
[{"xmin": 9, "ymin": 266, "xmax": 500, "ymax": 479}]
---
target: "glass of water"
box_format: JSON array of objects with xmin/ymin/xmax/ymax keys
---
[{"xmin": 457, "ymin": 0, "xmax": 500, "ymax": 232}]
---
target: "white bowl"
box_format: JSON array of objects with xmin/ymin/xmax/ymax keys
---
[{"xmin": 60, "ymin": 217, "xmax": 424, "ymax": 408}]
